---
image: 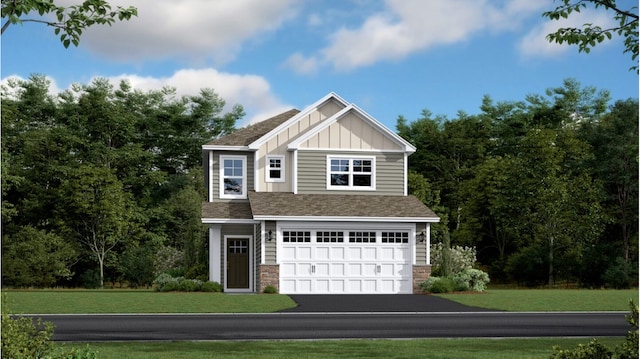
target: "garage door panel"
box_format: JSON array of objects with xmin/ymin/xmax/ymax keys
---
[
  {"xmin": 348, "ymin": 247, "xmax": 362, "ymax": 259},
  {"xmin": 316, "ymin": 263, "xmax": 330, "ymax": 276},
  {"xmin": 331, "ymin": 263, "xmax": 345, "ymax": 276},
  {"xmin": 316, "ymin": 247, "xmax": 330, "ymax": 260},
  {"xmin": 363, "ymin": 247, "xmax": 376, "ymax": 260},
  {"xmin": 297, "ymin": 246, "xmax": 312, "ymax": 259},
  {"xmin": 331, "ymin": 247, "xmax": 345, "ymax": 260}
]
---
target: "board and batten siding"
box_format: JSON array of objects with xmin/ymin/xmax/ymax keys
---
[
  {"xmin": 297, "ymin": 151, "xmax": 405, "ymax": 195},
  {"xmin": 256, "ymin": 99, "xmax": 346, "ymax": 192},
  {"xmin": 299, "ymin": 112, "xmax": 402, "ymax": 151},
  {"xmin": 208, "ymin": 151, "xmax": 254, "ymax": 201}
]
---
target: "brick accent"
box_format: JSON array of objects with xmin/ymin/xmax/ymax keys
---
[
  {"xmin": 413, "ymin": 265, "xmax": 432, "ymax": 294},
  {"xmin": 258, "ymin": 264, "xmax": 279, "ymax": 293}
]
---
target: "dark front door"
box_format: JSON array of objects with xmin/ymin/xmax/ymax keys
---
[{"xmin": 227, "ymin": 238, "xmax": 249, "ymax": 289}]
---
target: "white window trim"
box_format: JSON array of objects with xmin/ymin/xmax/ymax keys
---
[
  {"xmin": 326, "ymin": 155, "xmax": 376, "ymax": 191},
  {"xmin": 265, "ymin": 155, "xmax": 285, "ymax": 183},
  {"xmin": 219, "ymin": 155, "xmax": 247, "ymax": 199}
]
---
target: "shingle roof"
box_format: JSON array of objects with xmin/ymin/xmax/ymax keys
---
[
  {"xmin": 201, "ymin": 201, "xmax": 253, "ymax": 220},
  {"xmin": 247, "ymin": 191, "xmax": 439, "ymax": 220},
  {"xmin": 205, "ymin": 109, "xmax": 300, "ymax": 147}
]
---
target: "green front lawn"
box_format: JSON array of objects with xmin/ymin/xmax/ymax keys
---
[
  {"xmin": 65, "ymin": 338, "xmax": 626, "ymax": 359},
  {"xmin": 2, "ymin": 288, "xmax": 637, "ymax": 314},
  {"xmin": 2, "ymin": 290, "xmax": 296, "ymax": 314},
  {"xmin": 436, "ymin": 289, "xmax": 639, "ymax": 312}
]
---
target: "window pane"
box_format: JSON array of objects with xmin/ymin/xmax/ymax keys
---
[
  {"xmin": 353, "ymin": 174, "xmax": 371, "ymax": 187},
  {"xmin": 269, "ymin": 159, "xmax": 281, "ymax": 168},
  {"xmin": 331, "ymin": 159, "xmax": 349, "ymax": 172},
  {"xmin": 224, "ymin": 178, "xmax": 243, "ymax": 194},
  {"xmin": 269, "ymin": 169, "xmax": 281, "ymax": 179},
  {"xmin": 331, "ymin": 174, "xmax": 349, "ymax": 186}
]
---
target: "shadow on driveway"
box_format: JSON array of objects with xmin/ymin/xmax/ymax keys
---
[{"xmin": 280, "ymin": 294, "xmax": 499, "ymax": 312}]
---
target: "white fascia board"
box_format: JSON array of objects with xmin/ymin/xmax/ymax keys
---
[
  {"xmin": 201, "ymin": 218, "xmax": 258, "ymax": 224},
  {"xmin": 350, "ymin": 103, "xmax": 416, "ymax": 153},
  {"xmin": 202, "ymin": 145, "xmax": 251, "ymax": 151},
  {"xmin": 252, "ymin": 215, "xmax": 440, "ymax": 223},
  {"xmin": 247, "ymin": 92, "xmax": 350, "ymax": 150},
  {"xmin": 287, "ymin": 105, "xmax": 353, "ymax": 150}
]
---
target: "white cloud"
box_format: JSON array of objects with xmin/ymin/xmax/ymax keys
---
[
  {"xmin": 1, "ymin": 69, "xmax": 293, "ymax": 127},
  {"xmin": 68, "ymin": 0, "xmax": 301, "ymax": 64},
  {"xmin": 289, "ymin": 0, "xmax": 547, "ymax": 71},
  {"xmin": 283, "ymin": 52, "xmax": 319, "ymax": 75},
  {"xmin": 518, "ymin": 9, "xmax": 617, "ymax": 58}
]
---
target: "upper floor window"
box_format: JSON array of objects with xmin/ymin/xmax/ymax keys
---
[
  {"xmin": 220, "ymin": 155, "xmax": 246, "ymax": 199},
  {"xmin": 327, "ymin": 156, "xmax": 375, "ymax": 190},
  {"xmin": 266, "ymin": 155, "xmax": 285, "ymax": 182}
]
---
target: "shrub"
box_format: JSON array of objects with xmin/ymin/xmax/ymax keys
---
[
  {"xmin": 430, "ymin": 243, "xmax": 477, "ymax": 276},
  {"xmin": 420, "ymin": 276, "xmax": 457, "ymax": 293},
  {"xmin": 178, "ymin": 279, "xmax": 202, "ymax": 292},
  {"xmin": 263, "ymin": 285, "xmax": 278, "ymax": 294},
  {"xmin": 452, "ymin": 268, "xmax": 490, "ymax": 292},
  {"xmin": 185, "ymin": 263, "xmax": 209, "ymax": 282},
  {"xmin": 603, "ymin": 257, "xmax": 637, "ymax": 289},
  {"xmin": 1, "ymin": 295, "xmax": 97, "ymax": 359},
  {"xmin": 550, "ymin": 339, "xmax": 613, "ymax": 359},
  {"xmin": 78, "ymin": 268, "xmax": 101, "ymax": 289},
  {"xmin": 154, "ymin": 273, "xmax": 183, "ymax": 292},
  {"xmin": 201, "ymin": 281, "xmax": 222, "ymax": 292}
]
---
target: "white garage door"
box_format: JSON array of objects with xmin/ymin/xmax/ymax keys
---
[{"xmin": 279, "ymin": 230, "xmax": 412, "ymax": 294}]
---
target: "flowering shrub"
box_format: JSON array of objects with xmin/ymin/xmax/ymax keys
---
[{"xmin": 430, "ymin": 243, "xmax": 476, "ymax": 275}]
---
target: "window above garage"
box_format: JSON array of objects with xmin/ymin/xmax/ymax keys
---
[{"xmin": 327, "ymin": 155, "xmax": 376, "ymax": 190}]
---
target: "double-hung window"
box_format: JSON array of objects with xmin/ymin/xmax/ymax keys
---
[
  {"xmin": 266, "ymin": 155, "xmax": 285, "ymax": 182},
  {"xmin": 220, "ymin": 155, "xmax": 246, "ymax": 199},
  {"xmin": 327, "ymin": 156, "xmax": 375, "ymax": 190}
]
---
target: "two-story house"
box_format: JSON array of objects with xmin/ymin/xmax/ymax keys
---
[{"xmin": 201, "ymin": 93, "xmax": 439, "ymax": 294}]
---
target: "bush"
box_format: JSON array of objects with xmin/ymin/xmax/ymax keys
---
[
  {"xmin": 185, "ymin": 263, "xmax": 209, "ymax": 282},
  {"xmin": 154, "ymin": 273, "xmax": 183, "ymax": 292},
  {"xmin": 603, "ymin": 257, "xmax": 637, "ymax": 289},
  {"xmin": 430, "ymin": 243, "xmax": 477, "ymax": 276},
  {"xmin": 550, "ymin": 339, "xmax": 613, "ymax": 359},
  {"xmin": 452, "ymin": 268, "xmax": 490, "ymax": 292},
  {"xmin": 263, "ymin": 285, "xmax": 278, "ymax": 294},
  {"xmin": 419, "ymin": 276, "xmax": 457, "ymax": 293},
  {"xmin": 78, "ymin": 268, "xmax": 101, "ymax": 289},
  {"xmin": 201, "ymin": 281, "xmax": 222, "ymax": 292},
  {"xmin": 178, "ymin": 279, "xmax": 202, "ymax": 292},
  {"xmin": 1, "ymin": 295, "xmax": 97, "ymax": 359}
]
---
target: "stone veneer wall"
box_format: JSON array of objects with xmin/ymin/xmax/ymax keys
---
[
  {"xmin": 258, "ymin": 264, "xmax": 279, "ymax": 293},
  {"xmin": 412, "ymin": 265, "xmax": 431, "ymax": 294}
]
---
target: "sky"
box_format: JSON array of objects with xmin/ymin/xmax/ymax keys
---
[{"xmin": 1, "ymin": 0, "xmax": 638, "ymax": 130}]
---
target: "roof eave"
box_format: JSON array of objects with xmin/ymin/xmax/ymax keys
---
[
  {"xmin": 251, "ymin": 215, "xmax": 440, "ymax": 223},
  {"xmin": 202, "ymin": 145, "xmax": 252, "ymax": 151}
]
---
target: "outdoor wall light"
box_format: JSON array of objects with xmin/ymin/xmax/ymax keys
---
[
  {"xmin": 417, "ymin": 231, "xmax": 426, "ymax": 243},
  {"xmin": 267, "ymin": 230, "xmax": 273, "ymax": 242}
]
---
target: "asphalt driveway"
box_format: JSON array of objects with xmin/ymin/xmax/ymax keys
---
[{"xmin": 281, "ymin": 294, "xmax": 498, "ymax": 312}]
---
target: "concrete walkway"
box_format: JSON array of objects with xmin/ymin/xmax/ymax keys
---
[{"xmin": 280, "ymin": 294, "xmax": 498, "ymax": 312}]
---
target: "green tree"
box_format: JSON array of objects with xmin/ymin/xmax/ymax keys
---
[
  {"xmin": 580, "ymin": 98, "xmax": 639, "ymax": 263},
  {"xmin": 1, "ymin": 0, "xmax": 137, "ymax": 48},
  {"xmin": 543, "ymin": 0, "xmax": 639, "ymax": 72},
  {"xmin": 2, "ymin": 226, "xmax": 76, "ymax": 287},
  {"xmin": 61, "ymin": 166, "xmax": 132, "ymax": 288}
]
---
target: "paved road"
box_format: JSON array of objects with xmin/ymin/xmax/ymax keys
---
[{"xmin": 36, "ymin": 312, "xmax": 630, "ymax": 342}]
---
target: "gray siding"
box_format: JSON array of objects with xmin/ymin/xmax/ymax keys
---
[
  {"xmin": 297, "ymin": 151, "xmax": 405, "ymax": 195},
  {"xmin": 415, "ymin": 223, "xmax": 429, "ymax": 265},
  {"xmin": 264, "ymin": 221, "xmax": 277, "ymax": 264}
]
